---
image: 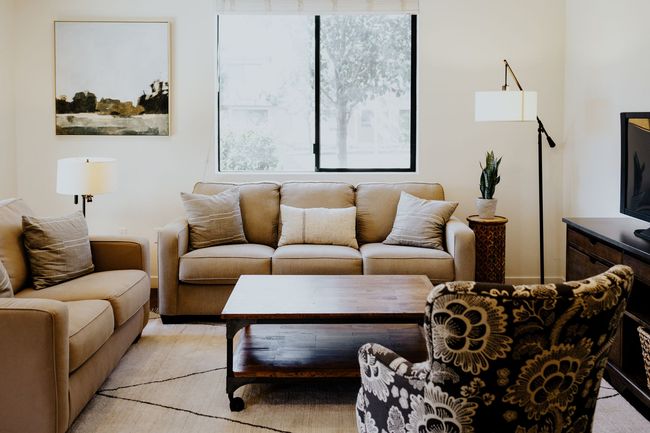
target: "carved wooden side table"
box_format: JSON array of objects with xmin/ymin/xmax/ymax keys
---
[{"xmin": 467, "ymin": 215, "xmax": 508, "ymax": 284}]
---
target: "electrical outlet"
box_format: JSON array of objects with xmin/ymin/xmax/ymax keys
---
[{"xmin": 118, "ymin": 227, "xmax": 128, "ymax": 235}]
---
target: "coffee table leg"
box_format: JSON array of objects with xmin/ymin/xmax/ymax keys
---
[{"xmin": 226, "ymin": 319, "xmax": 246, "ymax": 412}]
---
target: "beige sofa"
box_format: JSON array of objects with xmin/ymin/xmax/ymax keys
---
[
  {"xmin": 0, "ymin": 199, "xmax": 151, "ymax": 433},
  {"xmin": 158, "ymin": 182, "xmax": 475, "ymax": 322}
]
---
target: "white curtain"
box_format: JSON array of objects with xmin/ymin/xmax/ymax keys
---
[{"xmin": 216, "ymin": 0, "xmax": 419, "ymax": 13}]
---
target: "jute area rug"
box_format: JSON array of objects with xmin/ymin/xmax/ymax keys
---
[{"xmin": 69, "ymin": 315, "xmax": 650, "ymax": 433}]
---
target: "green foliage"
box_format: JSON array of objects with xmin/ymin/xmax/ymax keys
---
[
  {"xmin": 479, "ymin": 151, "xmax": 502, "ymax": 199},
  {"xmin": 220, "ymin": 131, "xmax": 279, "ymax": 171}
]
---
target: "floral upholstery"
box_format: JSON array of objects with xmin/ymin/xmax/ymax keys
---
[{"xmin": 356, "ymin": 265, "xmax": 633, "ymax": 433}]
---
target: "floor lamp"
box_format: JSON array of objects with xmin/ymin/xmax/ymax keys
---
[
  {"xmin": 56, "ymin": 157, "xmax": 117, "ymax": 217},
  {"xmin": 475, "ymin": 60, "xmax": 556, "ymax": 283}
]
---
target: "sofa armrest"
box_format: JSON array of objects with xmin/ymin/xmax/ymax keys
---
[
  {"xmin": 0, "ymin": 298, "xmax": 70, "ymax": 433},
  {"xmin": 445, "ymin": 217, "xmax": 476, "ymax": 281},
  {"xmin": 90, "ymin": 236, "xmax": 150, "ymax": 275},
  {"xmin": 157, "ymin": 218, "xmax": 189, "ymax": 316}
]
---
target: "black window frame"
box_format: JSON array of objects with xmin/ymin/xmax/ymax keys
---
[{"xmin": 217, "ymin": 14, "xmax": 417, "ymax": 173}]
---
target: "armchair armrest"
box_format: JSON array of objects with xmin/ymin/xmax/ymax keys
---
[
  {"xmin": 90, "ymin": 236, "xmax": 150, "ymax": 275},
  {"xmin": 0, "ymin": 298, "xmax": 70, "ymax": 433},
  {"xmin": 359, "ymin": 343, "xmax": 430, "ymax": 382},
  {"xmin": 157, "ymin": 218, "xmax": 189, "ymax": 316},
  {"xmin": 357, "ymin": 343, "xmax": 430, "ymax": 433},
  {"xmin": 445, "ymin": 217, "xmax": 476, "ymax": 281}
]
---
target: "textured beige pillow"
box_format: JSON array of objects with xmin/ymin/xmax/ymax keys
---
[
  {"xmin": 22, "ymin": 211, "xmax": 94, "ymax": 290},
  {"xmin": 383, "ymin": 191, "xmax": 458, "ymax": 250},
  {"xmin": 278, "ymin": 205, "xmax": 358, "ymax": 248},
  {"xmin": 181, "ymin": 188, "xmax": 247, "ymax": 249},
  {"xmin": 0, "ymin": 259, "xmax": 12, "ymax": 298}
]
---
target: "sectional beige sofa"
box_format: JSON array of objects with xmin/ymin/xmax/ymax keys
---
[
  {"xmin": 0, "ymin": 198, "xmax": 151, "ymax": 433},
  {"xmin": 158, "ymin": 181, "xmax": 475, "ymax": 322}
]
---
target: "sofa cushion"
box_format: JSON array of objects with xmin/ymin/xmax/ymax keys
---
[
  {"xmin": 280, "ymin": 182, "xmax": 355, "ymax": 208},
  {"xmin": 272, "ymin": 245, "xmax": 362, "ymax": 275},
  {"xmin": 360, "ymin": 243, "xmax": 454, "ymax": 282},
  {"xmin": 180, "ymin": 189, "xmax": 247, "ymax": 249},
  {"xmin": 16, "ymin": 270, "xmax": 149, "ymax": 327},
  {"xmin": 383, "ymin": 192, "xmax": 458, "ymax": 250},
  {"xmin": 278, "ymin": 205, "xmax": 358, "ymax": 248},
  {"xmin": 0, "ymin": 259, "xmax": 12, "ymax": 298},
  {"xmin": 179, "ymin": 244, "xmax": 274, "ymax": 285},
  {"xmin": 355, "ymin": 183, "xmax": 445, "ymax": 245},
  {"xmin": 0, "ymin": 199, "xmax": 33, "ymax": 292},
  {"xmin": 66, "ymin": 299, "xmax": 114, "ymax": 372},
  {"xmin": 22, "ymin": 211, "xmax": 94, "ymax": 290},
  {"xmin": 193, "ymin": 182, "xmax": 280, "ymax": 247}
]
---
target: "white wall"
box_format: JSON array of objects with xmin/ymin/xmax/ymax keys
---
[
  {"xmin": 564, "ymin": 0, "xmax": 650, "ymax": 220},
  {"xmin": 0, "ymin": 0, "xmax": 16, "ymax": 198},
  {"xmin": 11, "ymin": 0, "xmax": 566, "ymax": 282}
]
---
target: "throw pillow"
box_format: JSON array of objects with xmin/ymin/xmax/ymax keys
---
[
  {"xmin": 0, "ymin": 259, "xmax": 12, "ymax": 298},
  {"xmin": 383, "ymin": 191, "xmax": 458, "ymax": 250},
  {"xmin": 22, "ymin": 211, "xmax": 94, "ymax": 290},
  {"xmin": 278, "ymin": 205, "xmax": 358, "ymax": 248},
  {"xmin": 181, "ymin": 188, "xmax": 247, "ymax": 249}
]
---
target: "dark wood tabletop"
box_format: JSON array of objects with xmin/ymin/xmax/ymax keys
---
[{"xmin": 221, "ymin": 274, "xmax": 434, "ymax": 320}]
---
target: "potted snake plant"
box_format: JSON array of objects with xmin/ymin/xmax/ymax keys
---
[{"xmin": 477, "ymin": 151, "xmax": 502, "ymax": 219}]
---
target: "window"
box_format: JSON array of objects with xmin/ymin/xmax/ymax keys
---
[{"xmin": 217, "ymin": 14, "xmax": 416, "ymax": 172}]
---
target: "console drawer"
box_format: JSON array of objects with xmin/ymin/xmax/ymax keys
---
[
  {"xmin": 566, "ymin": 246, "xmax": 611, "ymax": 281},
  {"xmin": 567, "ymin": 229, "xmax": 622, "ymax": 265}
]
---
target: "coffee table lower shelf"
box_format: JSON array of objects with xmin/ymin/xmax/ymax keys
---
[{"xmin": 226, "ymin": 323, "xmax": 427, "ymax": 410}]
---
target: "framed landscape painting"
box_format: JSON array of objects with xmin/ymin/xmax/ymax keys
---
[{"xmin": 54, "ymin": 21, "xmax": 170, "ymax": 136}]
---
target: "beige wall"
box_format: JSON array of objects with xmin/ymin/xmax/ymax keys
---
[
  {"xmin": 564, "ymin": 0, "xmax": 650, "ymax": 221},
  {"xmin": 0, "ymin": 0, "xmax": 16, "ymax": 198},
  {"xmin": 10, "ymin": 0, "xmax": 566, "ymax": 282}
]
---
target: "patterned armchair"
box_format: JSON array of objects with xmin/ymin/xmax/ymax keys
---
[{"xmin": 356, "ymin": 265, "xmax": 633, "ymax": 433}]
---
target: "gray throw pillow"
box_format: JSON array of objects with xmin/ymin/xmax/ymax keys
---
[
  {"xmin": 22, "ymin": 211, "xmax": 94, "ymax": 290},
  {"xmin": 0, "ymin": 259, "xmax": 12, "ymax": 298},
  {"xmin": 181, "ymin": 188, "xmax": 247, "ymax": 249},
  {"xmin": 383, "ymin": 191, "xmax": 458, "ymax": 250}
]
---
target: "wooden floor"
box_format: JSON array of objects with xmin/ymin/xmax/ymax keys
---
[{"xmin": 233, "ymin": 323, "xmax": 428, "ymax": 378}]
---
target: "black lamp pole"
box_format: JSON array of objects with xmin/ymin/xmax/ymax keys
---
[{"xmin": 503, "ymin": 60, "xmax": 556, "ymax": 283}]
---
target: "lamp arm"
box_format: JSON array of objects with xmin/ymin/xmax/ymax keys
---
[
  {"xmin": 503, "ymin": 59, "xmax": 524, "ymax": 91},
  {"xmin": 504, "ymin": 59, "xmax": 556, "ymax": 148}
]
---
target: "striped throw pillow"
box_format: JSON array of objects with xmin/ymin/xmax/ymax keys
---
[
  {"xmin": 22, "ymin": 211, "xmax": 94, "ymax": 290},
  {"xmin": 383, "ymin": 191, "xmax": 458, "ymax": 250},
  {"xmin": 0, "ymin": 259, "xmax": 12, "ymax": 298},
  {"xmin": 181, "ymin": 188, "xmax": 247, "ymax": 249}
]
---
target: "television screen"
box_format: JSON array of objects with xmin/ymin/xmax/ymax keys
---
[{"xmin": 622, "ymin": 113, "xmax": 650, "ymax": 222}]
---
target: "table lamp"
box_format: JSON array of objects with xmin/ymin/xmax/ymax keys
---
[{"xmin": 56, "ymin": 157, "xmax": 117, "ymax": 216}]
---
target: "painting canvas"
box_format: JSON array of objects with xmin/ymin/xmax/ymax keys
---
[{"xmin": 54, "ymin": 21, "xmax": 170, "ymax": 136}]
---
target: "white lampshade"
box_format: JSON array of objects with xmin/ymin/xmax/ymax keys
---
[
  {"xmin": 475, "ymin": 90, "xmax": 538, "ymax": 122},
  {"xmin": 56, "ymin": 157, "xmax": 117, "ymax": 195}
]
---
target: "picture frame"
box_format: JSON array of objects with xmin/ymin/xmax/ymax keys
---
[{"xmin": 54, "ymin": 20, "xmax": 171, "ymax": 136}]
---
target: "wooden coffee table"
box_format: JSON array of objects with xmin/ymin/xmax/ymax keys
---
[{"xmin": 221, "ymin": 274, "xmax": 433, "ymax": 411}]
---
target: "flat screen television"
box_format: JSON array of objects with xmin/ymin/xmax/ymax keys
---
[{"xmin": 621, "ymin": 112, "xmax": 650, "ymax": 240}]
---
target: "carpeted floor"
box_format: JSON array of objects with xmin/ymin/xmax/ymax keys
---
[{"xmin": 69, "ymin": 315, "xmax": 650, "ymax": 433}]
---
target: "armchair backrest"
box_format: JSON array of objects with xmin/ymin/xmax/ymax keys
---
[{"xmin": 423, "ymin": 265, "xmax": 633, "ymax": 433}]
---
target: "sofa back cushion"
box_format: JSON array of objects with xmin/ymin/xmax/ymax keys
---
[
  {"xmin": 193, "ymin": 182, "xmax": 280, "ymax": 247},
  {"xmin": 0, "ymin": 199, "xmax": 33, "ymax": 292},
  {"xmin": 355, "ymin": 182, "xmax": 445, "ymax": 244},
  {"xmin": 280, "ymin": 182, "xmax": 355, "ymax": 208}
]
